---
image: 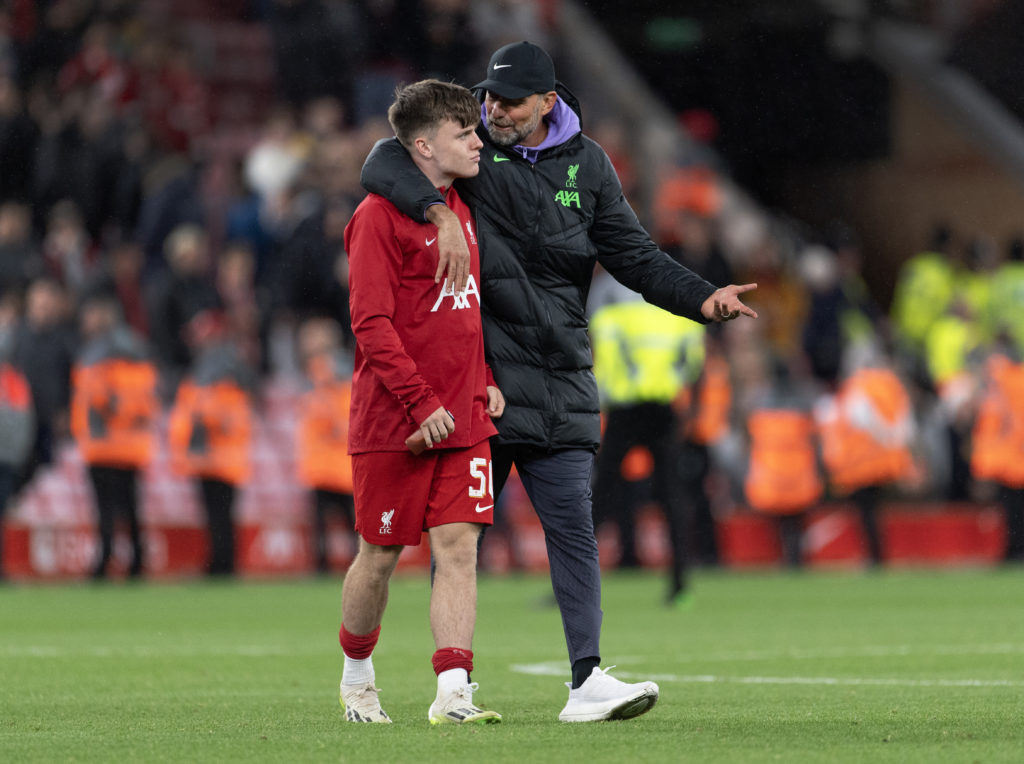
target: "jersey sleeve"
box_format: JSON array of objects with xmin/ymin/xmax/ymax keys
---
[
  {"xmin": 345, "ymin": 201, "xmax": 444, "ymax": 424},
  {"xmin": 588, "ymin": 145, "xmax": 717, "ymax": 323}
]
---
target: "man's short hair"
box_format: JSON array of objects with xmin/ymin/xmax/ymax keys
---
[{"xmin": 387, "ymin": 79, "xmax": 479, "ymax": 149}]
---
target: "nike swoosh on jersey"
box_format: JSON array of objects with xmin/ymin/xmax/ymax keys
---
[
  {"xmin": 474, "ymin": 503, "xmax": 494, "ymax": 513},
  {"xmin": 426, "ymin": 237, "xmax": 437, "ymax": 246}
]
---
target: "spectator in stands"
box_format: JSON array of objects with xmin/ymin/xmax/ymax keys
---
[
  {"xmin": 270, "ymin": 193, "xmax": 353, "ymax": 340},
  {"xmin": 79, "ymin": 238, "xmax": 148, "ymax": 338},
  {"xmin": 419, "ymin": 0, "xmax": 482, "ymax": 86},
  {"xmin": 168, "ymin": 311, "xmax": 256, "ymax": 577},
  {"xmin": 145, "ymin": 223, "xmax": 221, "ymax": 389},
  {"xmin": 40, "ymin": 199, "xmax": 96, "ymax": 294},
  {"xmin": 0, "ymin": 73, "xmax": 39, "ymax": 205},
  {"xmin": 10, "ymin": 276, "xmax": 75, "ymax": 487},
  {"xmin": 134, "ymin": 154, "xmax": 206, "ymax": 280},
  {"xmin": 146, "ymin": 37, "xmax": 210, "ymax": 155},
  {"xmin": 215, "ymin": 240, "xmax": 269, "ymax": 373},
  {"xmin": 266, "ymin": 0, "xmax": 359, "ymax": 112},
  {"xmin": 295, "ymin": 316, "xmax": 355, "ymax": 574},
  {"xmin": 32, "ymin": 88, "xmax": 123, "ymax": 241},
  {"xmin": 17, "ymin": 0, "xmax": 94, "ymax": 89},
  {"xmin": 71, "ymin": 293, "xmax": 157, "ymax": 579},
  {"xmin": 0, "ymin": 289, "xmax": 34, "ymax": 580},
  {"xmin": 0, "ymin": 201, "xmax": 41, "ymax": 296}
]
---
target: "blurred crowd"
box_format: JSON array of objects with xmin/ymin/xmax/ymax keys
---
[
  {"xmin": 589, "ymin": 185, "xmax": 1024, "ymax": 574},
  {"xmin": 0, "ymin": 0, "xmax": 1021, "ymax": 580}
]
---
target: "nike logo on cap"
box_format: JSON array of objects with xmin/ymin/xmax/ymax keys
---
[
  {"xmin": 474, "ymin": 503, "xmax": 493, "ymax": 513},
  {"xmin": 493, "ymin": 64, "xmax": 512, "ymax": 69}
]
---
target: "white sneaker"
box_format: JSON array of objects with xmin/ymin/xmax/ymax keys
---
[
  {"xmin": 558, "ymin": 666, "xmax": 659, "ymax": 722},
  {"xmin": 340, "ymin": 681, "xmax": 392, "ymax": 723},
  {"xmin": 428, "ymin": 682, "xmax": 502, "ymax": 725}
]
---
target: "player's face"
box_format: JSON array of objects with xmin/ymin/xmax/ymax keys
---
[
  {"xmin": 428, "ymin": 119, "xmax": 483, "ymax": 182},
  {"xmin": 484, "ymin": 92, "xmax": 551, "ymax": 148}
]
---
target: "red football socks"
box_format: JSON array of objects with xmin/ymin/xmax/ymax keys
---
[
  {"xmin": 432, "ymin": 646, "xmax": 474, "ymax": 676},
  {"xmin": 339, "ymin": 624, "xmax": 381, "ymax": 659}
]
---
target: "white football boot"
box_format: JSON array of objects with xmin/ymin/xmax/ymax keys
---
[{"xmin": 558, "ymin": 666, "xmax": 659, "ymax": 722}]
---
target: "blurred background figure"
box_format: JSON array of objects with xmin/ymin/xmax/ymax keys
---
[
  {"xmin": 742, "ymin": 354, "xmax": 823, "ymax": 568},
  {"xmin": 145, "ymin": 223, "xmax": 221, "ymax": 395},
  {"xmin": 970, "ymin": 347, "xmax": 1024, "ymax": 563},
  {"xmin": 816, "ymin": 344, "xmax": 919, "ymax": 567},
  {"xmin": 168, "ymin": 311, "xmax": 254, "ymax": 577},
  {"xmin": 0, "ymin": 288, "xmax": 34, "ymax": 580},
  {"xmin": 0, "ymin": 201, "xmax": 42, "ymax": 300},
  {"xmin": 71, "ymin": 293, "xmax": 157, "ymax": 579},
  {"xmin": 10, "ymin": 277, "xmax": 74, "ymax": 487},
  {"xmin": 679, "ymin": 333, "xmax": 731, "ymax": 568},
  {"xmin": 295, "ymin": 316, "xmax": 355, "ymax": 574},
  {"xmin": 590, "ymin": 296, "xmax": 706, "ymax": 605}
]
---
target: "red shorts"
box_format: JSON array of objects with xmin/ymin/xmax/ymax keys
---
[{"xmin": 351, "ymin": 439, "xmax": 495, "ymax": 546}]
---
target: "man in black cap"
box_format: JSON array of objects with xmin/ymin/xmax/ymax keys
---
[{"xmin": 361, "ymin": 41, "xmax": 757, "ymax": 723}]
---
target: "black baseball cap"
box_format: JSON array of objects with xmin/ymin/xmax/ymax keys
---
[{"xmin": 472, "ymin": 41, "xmax": 556, "ymax": 100}]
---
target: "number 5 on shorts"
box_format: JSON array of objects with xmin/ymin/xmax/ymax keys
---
[{"xmin": 468, "ymin": 457, "xmax": 492, "ymax": 499}]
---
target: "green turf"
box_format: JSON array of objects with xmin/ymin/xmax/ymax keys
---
[{"xmin": 2, "ymin": 568, "xmax": 1023, "ymax": 762}]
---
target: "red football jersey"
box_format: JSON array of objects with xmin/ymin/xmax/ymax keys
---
[{"xmin": 345, "ymin": 185, "xmax": 497, "ymax": 454}]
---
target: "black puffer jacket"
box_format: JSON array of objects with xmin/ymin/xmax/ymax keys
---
[{"xmin": 361, "ymin": 86, "xmax": 716, "ymax": 451}]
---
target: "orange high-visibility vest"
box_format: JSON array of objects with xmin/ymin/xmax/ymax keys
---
[
  {"xmin": 168, "ymin": 379, "xmax": 251, "ymax": 485},
  {"xmin": 971, "ymin": 354, "xmax": 1024, "ymax": 488},
  {"xmin": 297, "ymin": 371, "xmax": 354, "ymax": 494},
  {"xmin": 744, "ymin": 408, "xmax": 822, "ymax": 515},
  {"xmin": 688, "ymin": 354, "xmax": 731, "ymax": 445},
  {"xmin": 819, "ymin": 367, "xmax": 914, "ymax": 495},
  {"xmin": 71, "ymin": 358, "xmax": 157, "ymax": 468},
  {"xmin": 0, "ymin": 362, "xmax": 31, "ymax": 411}
]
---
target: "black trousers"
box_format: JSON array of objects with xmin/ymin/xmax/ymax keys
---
[
  {"xmin": 851, "ymin": 484, "xmax": 885, "ymax": 565},
  {"xmin": 679, "ymin": 440, "xmax": 720, "ymax": 566},
  {"xmin": 0, "ymin": 463, "xmax": 19, "ymax": 575},
  {"xmin": 1001, "ymin": 485, "xmax": 1024, "ymax": 562},
  {"xmin": 491, "ymin": 443, "xmax": 602, "ymax": 666},
  {"xmin": 591, "ymin": 403, "xmax": 691, "ymax": 597},
  {"xmin": 312, "ymin": 488, "xmax": 354, "ymax": 572},
  {"xmin": 88, "ymin": 464, "xmax": 143, "ymax": 577},
  {"xmin": 199, "ymin": 477, "xmax": 237, "ymax": 576}
]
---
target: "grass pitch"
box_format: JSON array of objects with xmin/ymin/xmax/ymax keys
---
[{"xmin": 2, "ymin": 568, "xmax": 1023, "ymax": 762}]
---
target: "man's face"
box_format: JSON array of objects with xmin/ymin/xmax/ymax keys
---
[
  {"xmin": 484, "ymin": 92, "xmax": 549, "ymax": 148},
  {"xmin": 426, "ymin": 119, "xmax": 483, "ymax": 181}
]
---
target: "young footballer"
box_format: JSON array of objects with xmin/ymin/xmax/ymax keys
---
[{"xmin": 339, "ymin": 79, "xmax": 505, "ymax": 725}]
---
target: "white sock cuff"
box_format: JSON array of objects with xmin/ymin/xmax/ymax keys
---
[
  {"xmin": 437, "ymin": 667, "xmax": 469, "ymax": 694},
  {"xmin": 342, "ymin": 654, "xmax": 375, "ymax": 686}
]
